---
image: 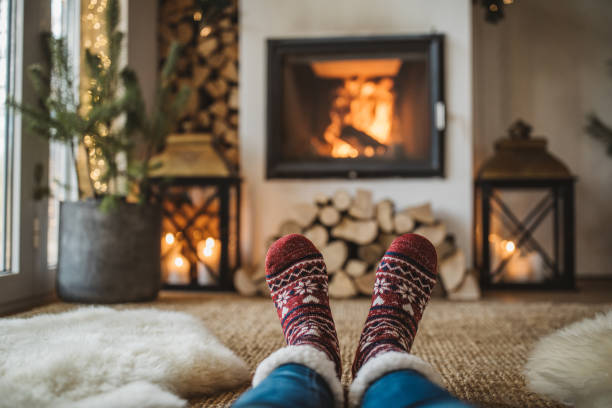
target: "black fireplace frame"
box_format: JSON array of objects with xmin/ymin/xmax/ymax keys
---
[{"xmin": 266, "ymin": 35, "xmax": 445, "ymax": 179}]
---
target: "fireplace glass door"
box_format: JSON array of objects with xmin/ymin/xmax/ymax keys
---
[{"xmin": 267, "ymin": 35, "xmax": 445, "ymax": 178}]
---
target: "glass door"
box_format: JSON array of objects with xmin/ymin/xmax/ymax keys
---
[{"xmin": 0, "ymin": 0, "xmax": 54, "ymax": 313}]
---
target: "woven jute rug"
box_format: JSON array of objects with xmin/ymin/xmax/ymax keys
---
[{"xmin": 15, "ymin": 293, "xmax": 611, "ymax": 408}]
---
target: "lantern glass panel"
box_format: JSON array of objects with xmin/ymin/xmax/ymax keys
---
[
  {"xmin": 488, "ymin": 189, "xmax": 555, "ymax": 284},
  {"xmin": 155, "ymin": 178, "xmax": 241, "ymax": 290},
  {"xmin": 476, "ymin": 180, "xmax": 575, "ymax": 290}
]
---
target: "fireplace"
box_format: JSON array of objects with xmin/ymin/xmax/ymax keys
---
[{"xmin": 266, "ymin": 35, "xmax": 445, "ymax": 179}]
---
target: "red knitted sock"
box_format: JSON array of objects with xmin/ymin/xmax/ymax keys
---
[
  {"xmin": 265, "ymin": 234, "xmax": 341, "ymax": 378},
  {"xmin": 352, "ymin": 233, "xmax": 438, "ymax": 377}
]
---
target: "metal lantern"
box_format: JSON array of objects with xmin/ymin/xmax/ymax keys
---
[
  {"xmin": 475, "ymin": 121, "xmax": 575, "ymax": 289},
  {"xmin": 150, "ymin": 134, "xmax": 241, "ymax": 290}
]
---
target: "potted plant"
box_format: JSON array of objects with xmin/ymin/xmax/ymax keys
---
[{"xmin": 8, "ymin": 0, "xmax": 188, "ymax": 303}]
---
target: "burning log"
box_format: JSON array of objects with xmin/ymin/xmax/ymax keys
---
[{"xmin": 339, "ymin": 126, "xmax": 388, "ymax": 155}]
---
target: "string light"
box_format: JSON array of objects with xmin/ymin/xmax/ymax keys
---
[
  {"xmin": 200, "ymin": 26, "xmax": 212, "ymax": 37},
  {"xmin": 80, "ymin": 0, "xmax": 111, "ymax": 194}
]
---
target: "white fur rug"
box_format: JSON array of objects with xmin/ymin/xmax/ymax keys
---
[
  {"xmin": 524, "ymin": 309, "xmax": 612, "ymax": 408},
  {"xmin": 0, "ymin": 307, "xmax": 249, "ymax": 408}
]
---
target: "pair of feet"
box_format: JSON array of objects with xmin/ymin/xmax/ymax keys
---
[{"xmin": 264, "ymin": 233, "xmax": 438, "ymax": 382}]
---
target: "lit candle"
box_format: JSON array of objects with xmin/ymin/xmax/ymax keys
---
[
  {"xmin": 161, "ymin": 232, "xmax": 175, "ymax": 256},
  {"xmin": 197, "ymin": 262, "xmax": 215, "ymax": 286},
  {"xmin": 490, "ymin": 236, "xmax": 533, "ymax": 283},
  {"xmin": 197, "ymin": 237, "xmax": 221, "ymax": 274},
  {"xmin": 166, "ymin": 254, "xmax": 190, "ymax": 285},
  {"xmin": 505, "ymin": 251, "xmax": 532, "ymax": 283}
]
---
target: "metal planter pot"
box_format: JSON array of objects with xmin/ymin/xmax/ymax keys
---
[{"xmin": 57, "ymin": 200, "xmax": 161, "ymax": 303}]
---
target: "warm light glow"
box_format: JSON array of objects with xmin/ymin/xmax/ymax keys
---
[
  {"xmin": 504, "ymin": 240, "xmax": 516, "ymax": 254},
  {"xmin": 81, "ymin": 0, "xmax": 111, "ymax": 194},
  {"xmin": 200, "ymin": 26, "xmax": 212, "ymax": 37},
  {"xmin": 165, "ymin": 233, "xmax": 175, "ymax": 245},
  {"xmin": 174, "ymin": 256, "xmax": 184, "ymax": 267},
  {"xmin": 321, "ymin": 76, "xmax": 395, "ymax": 158},
  {"xmin": 202, "ymin": 237, "xmax": 215, "ymax": 257},
  {"xmin": 193, "ymin": 11, "xmax": 202, "ymax": 21}
]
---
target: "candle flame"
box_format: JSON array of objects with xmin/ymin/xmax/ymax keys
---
[
  {"xmin": 174, "ymin": 256, "xmax": 184, "ymax": 267},
  {"xmin": 504, "ymin": 240, "xmax": 516, "ymax": 254},
  {"xmin": 165, "ymin": 233, "xmax": 175, "ymax": 245},
  {"xmin": 205, "ymin": 237, "xmax": 215, "ymax": 248}
]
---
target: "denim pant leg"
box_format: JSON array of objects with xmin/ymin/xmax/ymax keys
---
[
  {"xmin": 232, "ymin": 363, "xmax": 335, "ymax": 408},
  {"xmin": 361, "ymin": 369, "xmax": 473, "ymax": 408}
]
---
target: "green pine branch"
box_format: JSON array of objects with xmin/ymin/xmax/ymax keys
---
[{"xmin": 7, "ymin": 0, "xmax": 188, "ymax": 205}]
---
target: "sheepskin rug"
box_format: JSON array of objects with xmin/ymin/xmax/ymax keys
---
[
  {"xmin": 0, "ymin": 307, "xmax": 249, "ymax": 408},
  {"xmin": 524, "ymin": 309, "xmax": 612, "ymax": 408}
]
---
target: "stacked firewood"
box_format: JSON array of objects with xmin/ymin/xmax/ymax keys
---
[
  {"xmin": 235, "ymin": 189, "xmax": 480, "ymax": 300},
  {"xmin": 158, "ymin": 0, "xmax": 239, "ymax": 171}
]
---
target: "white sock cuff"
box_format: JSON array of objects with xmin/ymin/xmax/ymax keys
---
[
  {"xmin": 252, "ymin": 345, "xmax": 344, "ymax": 407},
  {"xmin": 348, "ymin": 351, "xmax": 444, "ymax": 407}
]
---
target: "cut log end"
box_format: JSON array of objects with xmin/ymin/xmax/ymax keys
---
[
  {"xmin": 320, "ymin": 240, "xmax": 348, "ymax": 273},
  {"xmin": 329, "ymin": 271, "xmax": 358, "ymax": 298}
]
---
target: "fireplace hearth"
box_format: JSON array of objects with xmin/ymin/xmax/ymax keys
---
[{"xmin": 267, "ymin": 35, "xmax": 445, "ymax": 179}]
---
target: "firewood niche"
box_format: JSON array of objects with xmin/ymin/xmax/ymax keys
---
[
  {"xmin": 235, "ymin": 190, "xmax": 480, "ymax": 300},
  {"xmin": 158, "ymin": 0, "xmax": 239, "ymax": 172}
]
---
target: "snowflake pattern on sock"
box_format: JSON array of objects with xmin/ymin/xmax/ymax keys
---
[
  {"xmin": 352, "ymin": 233, "xmax": 438, "ymax": 377},
  {"xmin": 265, "ymin": 234, "xmax": 342, "ymax": 378}
]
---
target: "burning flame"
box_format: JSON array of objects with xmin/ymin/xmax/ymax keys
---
[{"xmin": 322, "ymin": 77, "xmax": 395, "ymax": 158}]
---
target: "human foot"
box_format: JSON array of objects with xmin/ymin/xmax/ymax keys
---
[
  {"xmin": 264, "ymin": 234, "xmax": 341, "ymax": 377},
  {"xmin": 352, "ymin": 233, "xmax": 438, "ymax": 377}
]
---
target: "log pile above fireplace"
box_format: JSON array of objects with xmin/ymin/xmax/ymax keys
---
[{"xmin": 266, "ymin": 35, "xmax": 446, "ymax": 179}]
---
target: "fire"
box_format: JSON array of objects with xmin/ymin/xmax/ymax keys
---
[{"xmin": 321, "ymin": 77, "xmax": 395, "ymax": 158}]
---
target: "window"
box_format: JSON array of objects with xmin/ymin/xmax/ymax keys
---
[
  {"xmin": 0, "ymin": 0, "xmax": 16, "ymax": 275},
  {"xmin": 0, "ymin": 0, "xmax": 63, "ymax": 313},
  {"xmin": 47, "ymin": 0, "xmax": 78, "ymax": 268}
]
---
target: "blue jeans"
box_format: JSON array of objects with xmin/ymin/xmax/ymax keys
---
[{"xmin": 232, "ymin": 363, "xmax": 472, "ymax": 408}]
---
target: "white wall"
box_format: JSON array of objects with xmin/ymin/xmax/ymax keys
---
[
  {"xmin": 474, "ymin": 0, "xmax": 612, "ymax": 276},
  {"xmin": 239, "ymin": 0, "xmax": 473, "ymax": 264}
]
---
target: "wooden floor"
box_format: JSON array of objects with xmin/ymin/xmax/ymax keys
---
[{"xmin": 482, "ymin": 278, "xmax": 612, "ymax": 304}]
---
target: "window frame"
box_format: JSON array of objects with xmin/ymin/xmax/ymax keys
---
[{"xmin": 0, "ymin": 0, "xmax": 54, "ymax": 315}]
